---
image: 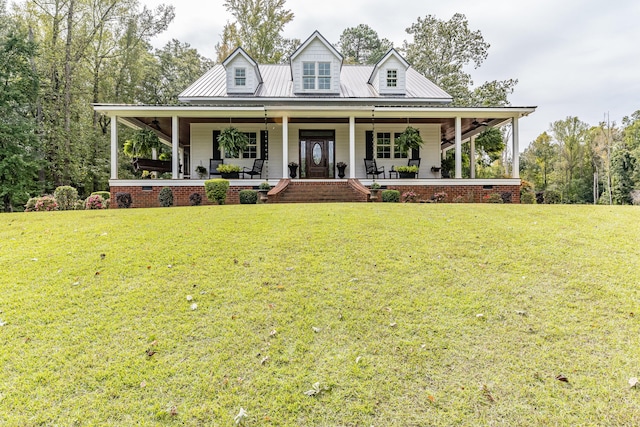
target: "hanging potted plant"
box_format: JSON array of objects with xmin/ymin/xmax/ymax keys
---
[
  {"xmin": 395, "ymin": 126, "xmax": 424, "ymax": 157},
  {"xmin": 217, "ymin": 126, "xmax": 249, "ymax": 158}
]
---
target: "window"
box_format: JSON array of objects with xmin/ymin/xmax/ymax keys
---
[
  {"xmin": 376, "ymin": 133, "xmax": 391, "ymax": 158},
  {"xmin": 242, "ymin": 132, "xmax": 257, "ymax": 159},
  {"xmin": 303, "ymin": 62, "xmax": 315, "ymax": 89},
  {"xmin": 387, "ymin": 69, "xmax": 397, "ymax": 87},
  {"xmin": 393, "ymin": 132, "xmax": 408, "ymax": 159},
  {"xmin": 235, "ymin": 68, "xmax": 246, "ymax": 86},
  {"xmin": 318, "ymin": 62, "xmax": 331, "ymax": 90}
]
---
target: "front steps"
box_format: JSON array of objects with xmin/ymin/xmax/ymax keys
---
[{"xmin": 267, "ymin": 179, "xmax": 370, "ymax": 203}]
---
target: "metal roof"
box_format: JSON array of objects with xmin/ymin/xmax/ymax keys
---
[{"xmin": 178, "ymin": 64, "xmax": 452, "ymax": 103}]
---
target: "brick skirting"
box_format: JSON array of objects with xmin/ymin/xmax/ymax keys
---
[
  {"xmin": 110, "ymin": 185, "xmax": 254, "ymax": 208},
  {"xmin": 386, "ymin": 184, "xmax": 521, "ymax": 203}
]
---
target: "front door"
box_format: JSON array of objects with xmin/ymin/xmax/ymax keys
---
[{"xmin": 305, "ymin": 139, "xmax": 329, "ymax": 178}]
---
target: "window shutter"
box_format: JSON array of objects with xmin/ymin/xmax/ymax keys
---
[
  {"xmin": 366, "ymin": 131, "xmax": 374, "ymax": 159},
  {"xmin": 212, "ymin": 130, "xmax": 221, "ymax": 160},
  {"xmin": 260, "ymin": 130, "xmax": 268, "ymax": 160},
  {"xmin": 411, "ymin": 147, "xmax": 420, "ymax": 160}
]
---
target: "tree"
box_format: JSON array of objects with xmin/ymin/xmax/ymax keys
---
[
  {"xmin": 550, "ymin": 117, "xmax": 590, "ymax": 202},
  {"xmin": 521, "ymin": 132, "xmax": 556, "ymax": 190},
  {"xmin": 402, "ymin": 13, "xmax": 517, "ymax": 106},
  {"xmin": 336, "ymin": 24, "xmax": 393, "ymax": 64},
  {"xmin": 215, "ymin": 0, "xmax": 298, "ymax": 63},
  {"xmin": 611, "ymin": 147, "xmax": 635, "ymax": 204},
  {"xmin": 0, "ymin": 11, "xmax": 40, "ymax": 211}
]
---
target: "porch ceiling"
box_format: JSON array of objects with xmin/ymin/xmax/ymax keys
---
[{"xmin": 124, "ymin": 115, "xmax": 511, "ymax": 150}]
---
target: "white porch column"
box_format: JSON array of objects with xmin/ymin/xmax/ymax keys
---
[
  {"xmin": 512, "ymin": 116, "xmax": 520, "ymax": 178},
  {"xmin": 349, "ymin": 116, "xmax": 355, "ymax": 178},
  {"xmin": 282, "ymin": 115, "xmax": 289, "ymax": 178},
  {"xmin": 172, "ymin": 115, "xmax": 179, "ymax": 179},
  {"xmin": 470, "ymin": 134, "xmax": 476, "ymax": 179},
  {"xmin": 110, "ymin": 115, "xmax": 118, "ymax": 179},
  {"xmin": 455, "ymin": 116, "xmax": 462, "ymax": 179}
]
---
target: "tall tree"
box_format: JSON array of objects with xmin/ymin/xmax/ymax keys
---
[
  {"xmin": 336, "ymin": 24, "xmax": 393, "ymax": 64},
  {"xmin": 549, "ymin": 117, "xmax": 590, "ymax": 202},
  {"xmin": 0, "ymin": 8, "xmax": 40, "ymax": 211},
  {"xmin": 215, "ymin": 0, "xmax": 298, "ymax": 63},
  {"xmin": 402, "ymin": 13, "xmax": 517, "ymax": 106}
]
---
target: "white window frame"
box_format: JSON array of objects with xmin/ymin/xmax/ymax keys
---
[
  {"xmin": 235, "ymin": 68, "xmax": 246, "ymax": 87},
  {"xmin": 303, "ymin": 62, "xmax": 315, "ymax": 90},
  {"xmin": 387, "ymin": 69, "xmax": 397, "ymax": 88},
  {"xmin": 318, "ymin": 62, "xmax": 331, "ymax": 90},
  {"xmin": 302, "ymin": 61, "xmax": 332, "ymax": 91}
]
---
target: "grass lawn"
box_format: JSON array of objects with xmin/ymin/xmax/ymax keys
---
[{"xmin": 1, "ymin": 203, "xmax": 640, "ymax": 426}]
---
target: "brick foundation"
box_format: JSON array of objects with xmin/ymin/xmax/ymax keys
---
[
  {"xmin": 386, "ymin": 184, "xmax": 521, "ymax": 203},
  {"xmin": 110, "ymin": 185, "xmax": 254, "ymax": 208}
]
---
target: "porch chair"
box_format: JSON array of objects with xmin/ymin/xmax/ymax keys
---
[
  {"xmin": 242, "ymin": 159, "xmax": 265, "ymax": 179},
  {"xmin": 364, "ymin": 159, "xmax": 385, "ymax": 179},
  {"xmin": 209, "ymin": 159, "xmax": 223, "ymax": 178},
  {"xmin": 408, "ymin": 158, "xmax": 421, "ymax": 169}
]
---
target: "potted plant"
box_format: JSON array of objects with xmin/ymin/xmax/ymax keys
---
[
  {"xmin": 195, "ymin": 165, "xmax": 207, "ymax": 179},
  {"xmin": 336, "ymin": 162, "xmax": 347, "ymax": 179},
  {"xmin": 288, "ymin": 162, "xmax": 298, "ymax": 179},
  {"xmin": 217, "ymin": 164, "xmax": 242, "ymax": 179},
  {"xmin": 217, "ymin": 126, "xmax": 249, "ymax": 158},
  {"xmin": 257, "ymin": 181, "xmax": 271, "ymax": 202},
  {"xmin": 396, "ymin": 165, "xmax": 419, "ymax": 178},
  {"xmin": 395, "ymin": 126, "xmax": 424, "ymax": 156},
  {"xmin": 369, "ymin": 181, "xmax": 381, "ymax": 201}
]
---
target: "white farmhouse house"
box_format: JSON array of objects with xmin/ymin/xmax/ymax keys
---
[{"xmin": 94, "ymin": 31, "xmax": 536, "ymax": 206}]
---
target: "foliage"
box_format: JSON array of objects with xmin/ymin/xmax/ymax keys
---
[
  {"xmin": 25, "ymin": 195, "xmax": 58, "ymax": 212},
  {"xmin": 217, "ymin": 164, "xmax": 242, "ymax": 174},
  {"xmin": 91, "ymin": 191, "xmax": 111, "ymax": 201},
  {"xmin": 218, "ymin": 127, "xmax": 249, "ymax": 159},
  {"xmin": 520, "ymin": 192, "xmax": 536, "ymax": 204},
  {"xmin": 3, "ymin": 205, "xmax": 640, "ymax": 425},
  {"xmin": 336, "ymin": 24, "xmax": 393, "ymax": 64},
  {"xmin": 85, "ymin": 194, "xmax": 106, "ymax": 210},
  {"xmin": 610, "ymin": 147, "xmax": 635, "ymax": 205},
  {"xmin": 74, "ymin": 199, "xmax": 85, "ymax": 210},
  {"xmin": 189, "ymin": 192, "xmax": 203, "ymax": 206},
  {"xmin": 543, "ymin": 189, "xmax": 561, "ymax": 204},
  {"xmin": 501, "ymin": 191, "xmax": 513, "ymax": 203},
  {"xmin": 258, "ymin": 181, "xmax": 271, "ymax": 190},
  {"xmin": 158, "ymin": 187, "xmax": 174, "ymax": 207},
  {"xmin": 123, "ymin": 129, "xmax": 162, "ymax": 159},
  {"xmin": 395, "ymin": 165, "xmax": 419, "ymax": 173},
  {"xmin": 53, "ymin": 186, "xmax": 78, "ymax": 211},
  {"xmin": 402, "ymin": 13, "xmax": 517, "ymax": 106},
  {"xmin": 215, "ymin": 0, "xmax": 299, "ymax": 63},
  {"xmin": 115, "ymin": 192, "xmax": 132, "ymax": 209},
  {"xmin": 475, "ymin": 127, "xmax": 505, "ymax": 165},
  {"xmin": 431, "ymin": 191, "xmax": 447, "ymax": 202},
  {"xmin": 370, "ymin": 181, "xmax": 381, "ymax": 190},
  {"xmin": 0, "ymin": 19, "xmax": 40, "ymax": 212},
  {"xmin": 381, "ymin": 189, "xmax": 400, "ymax": 202},
  {"xmin": 336, "ymin": 161, "xmax": 347, "ymax": 168},
  {"xmin": 395, "ymin": 126, "xmax": 424, "ymax": 155},
  {"xmin": 204, "ymin": 179, "xmax": 230, "ymax": 205},
  {"xmin": 483, "ymin": 193, "xmax": 504, "ymax": 203},
  {"xmin": 195, "ymin": 165, "xmax": 207, "ymax": 177},
  {"xmin": 239, "ymin": 189, "xmax": 258, "ymax": 204},
  {"xmin": 402, "ymin": 191, "xmax": 418, "ymax": 203}
]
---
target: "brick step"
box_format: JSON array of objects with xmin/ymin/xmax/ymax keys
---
[{"xmin": 270, "ymin": 180, "xmax": 369, "ymax": 203}]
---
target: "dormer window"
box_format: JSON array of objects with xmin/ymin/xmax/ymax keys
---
[
  {"xmin": 387, "ymin": 69, "xmax": 397, "ymax": 87},
  {"xmin": 302, "ymin": 61, "xmax": 332, "ymax": 90},
  {"xmin": 235, "ymin": 68, "xmax": 246, "ymax": 86}
]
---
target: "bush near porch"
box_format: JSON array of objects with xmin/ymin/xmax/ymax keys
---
[{"xmin": 1, "ymin": 204, "xmax": 639, "ymax": 425}]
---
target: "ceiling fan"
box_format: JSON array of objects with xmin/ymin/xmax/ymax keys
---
[{"xmin": 151, "ymin": 118, "xmax": 161, "ymax": 131}]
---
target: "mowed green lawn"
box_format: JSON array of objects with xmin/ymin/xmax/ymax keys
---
[{"xmin": 1, "ymin": 204, "xmax": 640, "ymax": 426}]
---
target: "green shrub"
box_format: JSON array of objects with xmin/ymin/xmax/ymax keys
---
[
  {"xmin": 91, "ymin": 191, "xmax": 111, "ymax": 201},
  {"xmin": 544, "ymin": 190, "xmax": 561, "ymax": 204},
  {"xmin": 189, "ymin": 193, "xmax": 202, "ymax": 206},
  {"xmin": 381, "ymin": 189, "xmax": 400, "ymax": 203},
  {"xmin": 85, "ymin": 195, "xmax": 106, "ymax": 210},
  {"xmin": 217, "ymin": 164, "xmax": 241, "ymax": 173},
  {"xmin": 484, "ymin": 193, "xmax": 504, "ymax": 203},
  {"xmin": 158, "ymin": 187, "xmax": 174, "ymax": 207},
  {"xmin": 521, "ymin": 192, "xmax": 536, "ymax": 204},
  {"xmin": 54, "ymin": 186, "xmax": 78, "ymax": 210},
  {"xmin": 116, "ymin": 192, "xmax": 132, "ymax": 208},
  {"xmin": 370, "ymin": 181, "xmax": 381, "ymax": 190},
  {"xmin": 24, "ymin": 197, "xmax": 38, "ymax": 212},
  {"xmin": 259, "ymin": 181, "xmax": 271, "ymax": 190},
  {"xmin": 205, "ymin": 179, "xmax": 230, "ymax": 205},
  {"xmin": 74, "ymin": 199, "xmax": 85, "ymax": 210},
  {"xmin": 395, "ymin": 165, "xmax": 419, "ymax": 173},
  {"xmin": 239, "ymin": 189, "xmax": 258, "ymax": 204},
  {"xmin": 28, "ymin": 195, "xmax": 59, "ymax": 212}
]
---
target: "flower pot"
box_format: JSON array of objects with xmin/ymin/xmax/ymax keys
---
[
  {"xmin": 398, "ymin": 172, "xmax": 416, "ymax": 179},
  {"xmin": 257, "ymin": 189, "xmax": 269, "ymax": 203},
  {"xmin": 369, "ymin": 188, "xmax": 380, "ymax": 201},
  {"xmin": 220, "ymin": 172, "xmax": 240, "ymax": 179},
  {"xmin": 288, "ymin": 165, "xmax": 298, "ymax": 179},
  {"xmin": 337, "ymin": 165, "xmax": 346, "ymax": 179}
]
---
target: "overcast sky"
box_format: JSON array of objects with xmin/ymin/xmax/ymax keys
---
[{"xmin": 142, "ymin": 0, "xmax": 640, "ymax": 149}]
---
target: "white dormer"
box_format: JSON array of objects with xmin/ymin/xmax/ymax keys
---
[
  {"xmin": 290, "ymin": 31, "xmax": 343, "ymax": 95},
  {"xmin": 222, "ymin": 47, "xmax": 263, "ymax": 95},
  {"xmin": 368, "ymin": 48, "xmax": 410, "ymax": 95}
]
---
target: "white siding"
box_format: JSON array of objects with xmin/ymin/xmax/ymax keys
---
[
  {"xmin": 225, "ymin": 56, "xmax": 258, "ymax": 94},
  {"xmin": 291, "ymin": 39, "xmax": 341, "ymax": 95},
  {"xmin": 377, "ymin": 56, "xmax": 407, "ymax": 95}
]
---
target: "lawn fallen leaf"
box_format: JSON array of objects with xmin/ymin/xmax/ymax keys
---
[
  {"xmin": 169, "ymin": 406, "xmax": 177, "ymax": 416},
  {"xmin": 312, "ymin": 326, "xmax": 321, "ymax": 333},
  {"xmin": 389, "ymin": 322, "xmax": 397, "ymax": 328},
  {"xmin": 304, "ymin": 382, "xmax": 323, "ymax": 396},
  {"xmin": 190, "ymin": 303, "xmax": 198, "ymax": 310},
  {"xmin": 186, "ymin": 295, "xmax": 193, "ymax": 301},
  {"xmin": 269, "ymin": 329, "xmax": 277, "ymax": 336},
  {"xmin": 482, "ymin": 385, "xmax": 495, "ymax": 403},
  {"xmin": 556, "ymin": 374, "xmax": 569, "ymax": 383},
  {"xmin": 145, "ymin": 349, "xmax": 156, "ymax": 357},
  {"xmin": 140, "ymin": 381, "xmax": 146, "ymax": 388},
  {"xmin": 260, "ymin": 356, "xmax": 269, "ymax": 365},
  {"xmin": 427, "ymin": 395, "xmax": 435, "ymax": 403},
  {"xmin": 629, "ymin": 377, "xmax": 638, "ymax": 388},
  {"xmin": 234, "ymin": 407, "xmax": 248, "ymax": 425}
]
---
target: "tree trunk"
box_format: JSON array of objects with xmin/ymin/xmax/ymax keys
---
[{"xmin": 63, "ymin": 0, "xmax": 75, "ymax": 184}]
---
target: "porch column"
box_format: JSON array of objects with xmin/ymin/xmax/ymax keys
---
[
  {"xmin": 512, "ymin": 116, "xmax": 520, "ymax": 178},
  {"xmin": 172, "ymin": 115, "xmax": 179, "ymax": 179},
  {"xmin": 349, "ymin": 116, "xmax": 355, "ymax": 178},
  {"xmin": 282, "ymin": 115, "xmax": 289, "ymax": 178},
  {"xmin": 455, "ymin": 116, "xmax": 462, "ymax": 179},
  {"xmin": 470, "ymin": 134, "xmax": 476, "ymax": 179},
  {"xmin": 110, "ymin": 115, "xmax": 118, "ymax": 179}
]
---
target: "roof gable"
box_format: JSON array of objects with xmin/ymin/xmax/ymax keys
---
[
  {"xmin": 368, "ymin": 48, "xmax": 410, "ymax": 85},
  {"xmin": 289, "ymin": 30, "xmax": 343, "ymax": 63},
  {"xmin": 222, "ymin": 47, "xmax": 263, "ymax": 84}
]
